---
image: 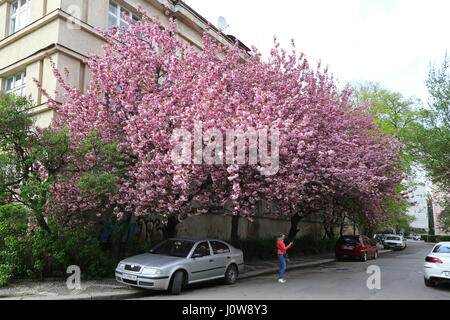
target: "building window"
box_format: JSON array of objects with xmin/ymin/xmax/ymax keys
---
[
  {"xmin": 5, "ymin": 70, "xmax": 26, "ymax": 97},
  {"xmin": 9, "ymin": 0, "xmax": 31, "ymax": 35},
  {"xmin": 108, "ymin": 1, "xmax": 138, "ymax": 30}
]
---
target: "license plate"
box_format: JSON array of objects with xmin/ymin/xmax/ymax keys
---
[
  {"xmin": 343, "ymin": 246, "xmax": 353, "ymax": 250},
  {"xmin": 122, "ymin": 273, "xmax": 137, "ymax": 281}
]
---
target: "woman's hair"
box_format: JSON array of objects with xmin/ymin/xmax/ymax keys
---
[{"xmin": 278, "ymin": 232, "xmax": 284, "ymax": 238}]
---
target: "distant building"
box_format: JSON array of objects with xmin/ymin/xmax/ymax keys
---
[{"xmin": 406, "ymin": 183, "xmax": 429, "ymax": 232}]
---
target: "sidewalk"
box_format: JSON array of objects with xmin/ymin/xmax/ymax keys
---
[{"xmin": 0, "ymin": 249, "xmax": 391, "ymax": 300}]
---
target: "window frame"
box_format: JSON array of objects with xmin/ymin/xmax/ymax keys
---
[
  {"xmin": 5, "ymin": 70, "xmax": 27, "ymax": 97},
  {"xmin": 210, "ymin": 241, "xmax": 231, "ymax": 255},
  {"xmin": 192, "ymin": 241, "xmax": 212, "ymax": 257},
  {"xmin": 9, "ymin": 0, "xmax": 31, "ymax": 35},
  {"xmin": 108, "ymin": 0, "xmax": 139, "ymax": 30}
]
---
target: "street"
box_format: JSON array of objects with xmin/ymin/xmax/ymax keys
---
[{"xmin": 130, "ymin": 241, "xmax": 450, "ymax": 300}]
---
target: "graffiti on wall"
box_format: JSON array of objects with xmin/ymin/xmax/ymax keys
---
[
  {"xmin": 99, "ymin": 216, "xmax": 165, "ymax": 244},
  {"xmin": 136, "ymin": 216, "xmax": 165, "ymax": 243}
]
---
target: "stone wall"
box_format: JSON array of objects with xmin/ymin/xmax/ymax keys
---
[{"xmin": 175, "ymin": 213, "xmax": 356, "ymax": 240}]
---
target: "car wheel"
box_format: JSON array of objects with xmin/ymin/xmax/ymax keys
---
[
  {"xmin": 361, "ymin": 252, "xmax": 368, "ymax": 262},
  {"xmin": 224, "ymin": 264, "xmax": 238, "ymax": 285},
  {"xmin": 335, "ymin": 253, "xmax": 343, "ymax": 261},
  {"xmin": 424, "ymin": 277, "xmax": 436, "ymax": 287},
  {"xmin": 169, "ymin": 270, "xmax": 184, "ymax": 295}
]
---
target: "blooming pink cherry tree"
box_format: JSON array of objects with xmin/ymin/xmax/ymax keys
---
[{"xmin": 37, "ymin": 7, "xmax": 407, "ymax": 237}]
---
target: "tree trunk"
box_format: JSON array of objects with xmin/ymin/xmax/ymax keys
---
[
  {"xmin": 329, "ymin": 226, "xmax": 335, "ymax": 239},
  {"xmin": 231, "ymin": 213, "xmax": 239, "ymax": 241},
  {"xmin": 323, "ymin": 223, "xmax": 335, "ymax": 240},
  {"xmin": 339, "ymin": 221, "xmax": 345, "ymax": 237},
  {"xmin": 288, "ymin": 213, "xmax": 302, "ymax": 239},
  {"xmin": 36, "ymin": 212, "xmax": 51, "ymax": 233},
  {"xmin": 164, "ymin": 215, "xmax": 179, "ymax": 239}
]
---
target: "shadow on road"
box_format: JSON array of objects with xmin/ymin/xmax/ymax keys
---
[{"xmin": 131, "ymin": 278, "xmax": 231, "ymax": 298}]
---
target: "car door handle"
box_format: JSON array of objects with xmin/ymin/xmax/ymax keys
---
[
  {"xmin": 227, "ymin": 256, "xmax": 231, "ymax": 259},
  {"xmin": 209, "ymin": 259, "xmax": 214, "ymax": 262}
]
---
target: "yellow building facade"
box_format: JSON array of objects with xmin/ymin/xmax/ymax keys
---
[{"xmin": 0, "ymin": 0, "xmax": 243, "ymax": 128}]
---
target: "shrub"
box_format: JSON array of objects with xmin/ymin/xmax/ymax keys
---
[
  {"xmin": 0, "ymin": 204, "xmax": 158, "ymax": 288},
  {"xmin": 0, "ymin": 264, "xmax": 13, "ymax": 288},
  {"xmin": 1, "ymin": 223, "xmax": 117, "ymax": 283},
  {"xmin": 0, "ymin": 205, "xmax": 121, "ymax": 287},
  {"xmin": 0, "ymin": 204, "xmax": 28, "ymax": 247},
  {"xmin": 422, "ymin": 235, "xmax": 450, "ymax": 243},
  {"xmin": 0, "ymin": 204, "xmax": 29, "ymax": 287}
]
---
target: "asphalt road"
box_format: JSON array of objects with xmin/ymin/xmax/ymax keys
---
[{"xmin": 131, "ymin": 240, "xmax": 450, "ymax": 300}]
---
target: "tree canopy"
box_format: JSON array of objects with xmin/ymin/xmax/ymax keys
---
[{"xmin": 28, "ymin": 8, "xmax": 408, "ymax": 236}]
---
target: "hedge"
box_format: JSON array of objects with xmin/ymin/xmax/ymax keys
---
[
  {"xmin": 229, "ymin": 234, "xmax": 336, "ymax": 261},
  {"xmin": 421, "ymin": 235, "xmax": 450, "ymax": 243}
]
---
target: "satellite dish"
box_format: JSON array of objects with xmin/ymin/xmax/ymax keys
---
[{"xmin": 217, "ymin": 16, "xmax": 228, "ymax": 31}]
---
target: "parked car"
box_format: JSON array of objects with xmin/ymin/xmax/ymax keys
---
[
  {"xmin": 406, "ymin": 234, "xmax": 421, "ymax": 241},
  {"xmin": 115, "ymin": 238, "xmax": 244, "ymax": 294},
  {"xmin": 373, "ymin": 234, "xmax": 382, "ymax": 241},
  {"xmin": 383, "ymin": 235, "xmax": 407, "ymax": 250},
  {"xmin": 377, "ymin": 234, "xmax": 391, "ymax": 244},
  {"xmin": 335, "ymin": 235, "xmax": 378, "ymax": 261},
  {"xmin": 424, "ymin": 242, "xmax": 450, "ymax": 287},
  {"xmin": 374, "ymin": 234, "xmax": 389, "ymax": 244}
]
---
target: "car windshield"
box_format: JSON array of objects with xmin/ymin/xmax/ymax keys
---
[
  {"xmin": 149, "ymin": 239, "xmax": 195, "ymax": 257},
  {"xmin": 433, "ymin": 245, "xmax": 450, "ymax": 253},
  {"xmin": 386, "ymin": 236, "xmax": 401, "ymax": 241},
  {"xmin": 339, "ymin": 236, "xmax": 360, "ymax": 245}
]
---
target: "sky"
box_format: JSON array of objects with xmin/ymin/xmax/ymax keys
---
[{"xmin": 186, "ymin": 0, "xmax": 450, "ymax": 106}]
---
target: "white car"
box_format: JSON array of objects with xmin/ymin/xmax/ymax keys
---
[
  {"xmin": 424, "ymin": 242, "xmax": 450, "ymax": 287},
  {"xmin": 383, "ymin": 235, "xmax": 407, "ymax": 250}
]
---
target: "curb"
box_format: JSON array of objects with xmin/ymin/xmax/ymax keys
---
[{"xmin": 3, "ymin": 290, "xmax": 148, "ymax": 301}]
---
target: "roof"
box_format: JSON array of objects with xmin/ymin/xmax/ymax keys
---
[{"xmin": 170, "ymin": 0, "xmax": 251, "ymax": 54}]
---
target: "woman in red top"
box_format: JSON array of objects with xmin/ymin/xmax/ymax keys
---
[{"xmin": 277, "ymin": 233, "xmax": 293, "ymax": 283}]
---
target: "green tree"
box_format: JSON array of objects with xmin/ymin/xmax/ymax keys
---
[
  {"xmin": 411, "ymin": 54, "xmax": 450, "ymax": 232},
  {"xmin": 350, "ymin": 81, "xmax": 419, "ymax": 233},
  {"xmin": 350, "ymin": 80, "xmax": 422, "ymax": 165},
  {"xmin": 0, "ymin": 93, "xmax": 70, "ymax": 233}
]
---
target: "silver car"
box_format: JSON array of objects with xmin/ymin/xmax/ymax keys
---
[{"xmin": 115, "ymin": 238, "xmax": 244, "ymax": 294}]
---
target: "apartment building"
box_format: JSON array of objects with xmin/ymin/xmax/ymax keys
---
[
  {"xmin": 406, "ymin": 183, "xmax": 429, "ymax": 232},
  {"xmin": 0, "ymin": 0, "xmax": 248, "ymax": 128}
]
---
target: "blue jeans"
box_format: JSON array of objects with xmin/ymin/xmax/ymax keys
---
[{"xmin": 278, "ymin": 254, "xmax": 286, "ymax": 279}]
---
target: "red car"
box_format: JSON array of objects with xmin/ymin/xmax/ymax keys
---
[{"xmin": 335, "ymin": 235, "xmax": 378, "ymax": 261}]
